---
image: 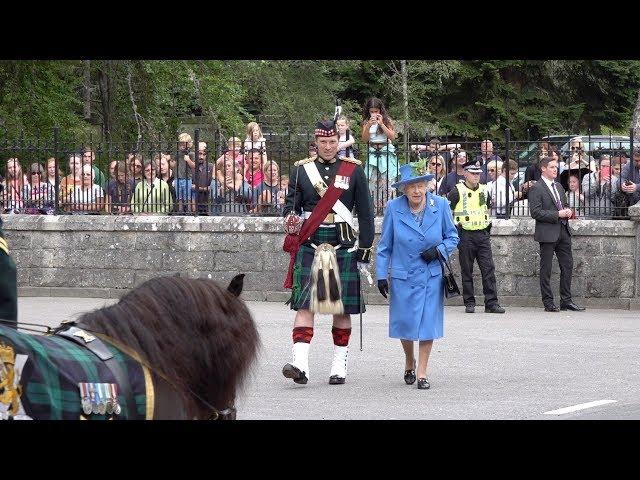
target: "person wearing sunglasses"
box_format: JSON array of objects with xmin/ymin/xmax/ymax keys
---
[
  {"xmin": 567, "ymin": 137, "xmax": 596, "ymax": 172},
  {"xmin": 427, "ymin": 154, "xmax": 446, "ymax": 193}
]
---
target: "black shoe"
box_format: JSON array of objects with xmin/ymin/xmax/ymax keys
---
[
  {"xmin": 404, "ymin": 360, "xmax": 416, "ymax": 385},
  {"xmin": 465, "ymin": 305, "xmax": 475, "ymax": 313},
  {"xmin": 560, "ymin": 302, "xmax": 586, "ymax": 311},
  {"xmin": 544, "ymin": 304, "xmax": 560, "ymax": 312},
  {"xmin": 485, "ymin": 305, "xmax": 506, "ymax": 313},
  {"xmin": 329, "ymin": 375, "xmax": 345, "ymax": 385},
  {"xmin": 282, "ymin": 363, "xmax": 308, "ymax": 385},
  {"xmin": 417, "ymin": 378, "xmax": 430, "ymax": 390}
]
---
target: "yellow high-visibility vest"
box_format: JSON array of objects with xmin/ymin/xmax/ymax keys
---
[{"xmin": 452, "ymin": 182, "xmax": 490, "ymax": 230}]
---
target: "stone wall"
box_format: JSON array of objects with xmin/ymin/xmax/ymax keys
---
[{"xmin": 3, "ymin": 212, "xmax": 640, "ymax": 309}]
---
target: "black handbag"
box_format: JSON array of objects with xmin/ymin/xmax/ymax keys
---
[{"xmin": 437, "ymin": 250, "xmax": 461, "ymax": 299}]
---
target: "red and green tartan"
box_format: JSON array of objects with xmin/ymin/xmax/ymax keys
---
[
  {"xmin": 290, "ymin": 227, "xmax": 364, "ymax": 314},
  {"xmin": 0, "ymin": 326, "xmax": 147, "ymax": 420}
]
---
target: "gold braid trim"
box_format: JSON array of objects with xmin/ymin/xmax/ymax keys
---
[
  {"xmin": 294, "ymin": 156, "xmax": 317, "ymax": 166},
  {"xmin": 0, "ymin": 237, "xmax": 8, "ymax": 255},
  {"xmin": 93, "ymin": 332, "xmax": 156, "ymax": 420}
]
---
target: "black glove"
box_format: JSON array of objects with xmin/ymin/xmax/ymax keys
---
[
  {"xmin": 420, "ymin": 246, "xmax": 439, "ymax": 262},
  {"xmin": 377, "ymin": 279, "xmax": 389, "ymax": 299}
]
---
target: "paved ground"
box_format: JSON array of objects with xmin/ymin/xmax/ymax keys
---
[{"xmin": 17, "ymin": 297, "xmax": 640, "ymax": 420}]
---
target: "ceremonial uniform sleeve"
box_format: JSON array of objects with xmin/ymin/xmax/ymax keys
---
[
  {"xmin": 353, "ymin": 166, "xmax": 375, "ymax": 262},
  {"xmin": 0, "ymin": 232, "xmax": 17, "ymax": 325},
  {"xmin": 283, "ymin": 166, "xmax": 302, "ymax": 217}
]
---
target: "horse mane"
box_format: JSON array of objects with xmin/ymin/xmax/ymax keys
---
[{"xmin": 75, "ymin": 275, "xmax": 260, "ymax": 418}]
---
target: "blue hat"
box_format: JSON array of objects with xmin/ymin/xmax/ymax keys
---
[{"xmin": 391, "ymin": 161, "xmax": 434, "ymax": 188}]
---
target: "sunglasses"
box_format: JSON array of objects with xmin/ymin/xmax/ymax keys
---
[
  {"xmin": 31, "ymin": 171, "xmax": 42, "ymax": 175},
  {"xmin": 430, "ymin": 162, "xmax": 442, "ymax": 167}
]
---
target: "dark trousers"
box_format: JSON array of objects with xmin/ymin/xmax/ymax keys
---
[
  {"xmin": 539, "ymin": 224, "xmax": 573, "ymax": 307},
  {"xmin": 458, "ymin": 228, "xmax": 498, "ymax": 307}
]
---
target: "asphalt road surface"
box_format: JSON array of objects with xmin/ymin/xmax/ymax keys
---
[{"xmin": 17, "ymin": 297, "xmax": 640, "ymax": 420}]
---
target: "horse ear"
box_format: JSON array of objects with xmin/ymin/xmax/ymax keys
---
[{"xmin": 227, "ymin": 274, "xmax": 245, "ymax": 297}]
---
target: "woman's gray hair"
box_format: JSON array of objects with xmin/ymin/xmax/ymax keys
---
[
  {"xmin": 397, "ymin": 179, "xmax": 429, "ymax": 194},
  {"xmin": 143, "ymin": 158, "xmax": 158, "ymax": 171}
]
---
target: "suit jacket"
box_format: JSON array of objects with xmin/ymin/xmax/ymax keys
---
[{"xmin": 529, "ymin": 179, "xmax": 571, "ymax": 243}]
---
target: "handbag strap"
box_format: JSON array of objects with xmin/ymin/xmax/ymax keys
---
[{"xmin": 437, "ymin": 249, "xmax": 455, "ymax": 276}]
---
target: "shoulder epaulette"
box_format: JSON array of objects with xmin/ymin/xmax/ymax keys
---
[
  {"xmin": 339, "ymin": 156, "xmax": 362, "ymax": 166},
  {"xmin": 294, "ymin": 156, "xmax": 317, "ymax": 166}
]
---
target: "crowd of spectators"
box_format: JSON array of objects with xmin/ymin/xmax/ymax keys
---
[
  {"xmin": 409, "ymin": 135, "xmax": 639, "ymax": 219},
  {"xmin": 1, "ymin": 115, "xmax": 639, "ymax": 219},
  {"xmin": 0, "ymin": 125, "xmax": 292, "ymax": 216}
]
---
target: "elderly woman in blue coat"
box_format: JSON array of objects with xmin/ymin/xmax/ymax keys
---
[{"xmin": 376, "ymin": 162, "xmax": 459, "ymax": 389}]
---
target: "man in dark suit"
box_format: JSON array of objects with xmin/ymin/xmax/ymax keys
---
[{"xmin": 529, "ymin": 156, "xmax": 585, "ymax": 312}]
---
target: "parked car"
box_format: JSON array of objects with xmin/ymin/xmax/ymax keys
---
[
  {"xmin": 558, "ymin": 135, "xmax": 631, "ymax": 160},
  {"xmin": 516, "ymin": 135, "xmax": 577, "ymax": 167},
  {"xmin": 517, "ymin": 134, "xmax": 632, "ymax": 168}
]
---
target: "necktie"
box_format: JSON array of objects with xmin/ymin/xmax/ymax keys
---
[
  {"xmin": 551, "ymin": 183, "xmax": 562, "ymax": 211},
  {"xmin": 551, "ymin": 182, "xmax": 568, "ymax": 225}
]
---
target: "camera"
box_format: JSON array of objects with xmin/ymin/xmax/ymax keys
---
[{"xmin": 624, "ymin": 180, "xmax": 633, "ymax": 186}]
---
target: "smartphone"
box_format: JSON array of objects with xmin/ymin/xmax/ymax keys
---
[
  {"xmin": 624, "ymin": 180, "xmax": 633, "ymax": 186},
  {"xmin": 600, "ymin": 166, "xmax": 611, "ymax": 179}
]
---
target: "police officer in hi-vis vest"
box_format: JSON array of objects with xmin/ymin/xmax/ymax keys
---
[{"xmin": 446, "ymin": 160, "xmax": 505, "ymax": 314}]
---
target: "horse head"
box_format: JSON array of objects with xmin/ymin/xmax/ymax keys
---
[{"xmin": 74, "ymin": 273, "xmax": 259, "ymax": 420}]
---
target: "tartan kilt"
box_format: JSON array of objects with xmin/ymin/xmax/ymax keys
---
[
  {"xmin": 0, "ymin": 325, "xmax": 148, "ymax": 420},
  {"xmin": 290, "ymin": 226, "xmax": 364, "ymax": 314}
]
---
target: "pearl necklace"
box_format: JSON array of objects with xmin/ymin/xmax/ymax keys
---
[{"xmin": 410, "ymin": 201, "xmax": 426, "ymax": 223}]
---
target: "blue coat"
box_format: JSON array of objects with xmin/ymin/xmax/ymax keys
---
[{"xmin": 376, "ymin": 192, "xmax": 459, "ymax": 341}]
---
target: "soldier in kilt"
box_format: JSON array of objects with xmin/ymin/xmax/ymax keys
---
[
  {"xmin": 282, "ymin": 119, "xmax": 374, "ymax": 385},
  {"xmin": 0, "ymin": 216, "xmax": 17, "ymax": 328}
]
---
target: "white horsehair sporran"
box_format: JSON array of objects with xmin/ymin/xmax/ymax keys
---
[{"xmin": 309, "ymin": 243, "xmax": 344, "ymax": 315}]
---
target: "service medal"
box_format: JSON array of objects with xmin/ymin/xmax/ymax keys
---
[
  {"xmin": 79, "ymin": 383, "xmax": 92, "ymax": 415},
  {"xmin": 89, "ymin": 383, "xmax": 99, "ymax": 414}
]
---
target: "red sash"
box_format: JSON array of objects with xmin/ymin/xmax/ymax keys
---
[{"xmin": 283, "ymin": 160, "xmax": 357, "ymax": 289}]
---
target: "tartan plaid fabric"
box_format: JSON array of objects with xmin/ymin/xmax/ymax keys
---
[
  {"xmin": 0, "ymin": 326, "xmax": 147, "ymax": 420},
  {"xmin": 290, "ymin": 227, "xmax": 364, "ymax": 314}
]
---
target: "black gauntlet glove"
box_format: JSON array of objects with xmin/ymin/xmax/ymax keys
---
[
  {"xmin": 377, "ymin": 279, "xmax": 389, "ymax": 299},
  {"xmin": 420, "ymin": 246, "xmax": 439, "ymax": 262}
]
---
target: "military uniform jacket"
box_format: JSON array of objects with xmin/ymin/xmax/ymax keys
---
[
  {"xmin": 0, "ymin": 218, "xmax": 17, "ymax": 324},
  {"xmin": 284, "ymin": 156, "xmax": 375, "ymax": 255}
]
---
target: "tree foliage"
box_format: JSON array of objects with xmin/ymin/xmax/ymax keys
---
[{"xmin": 0, "ymin": 60, "xmax": 638, "ymax": 147}]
